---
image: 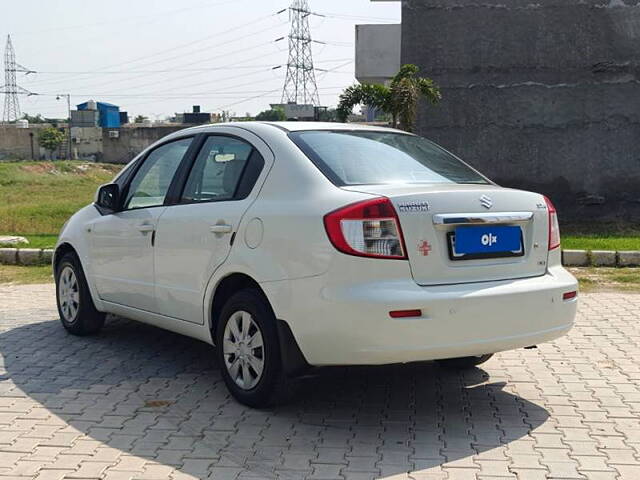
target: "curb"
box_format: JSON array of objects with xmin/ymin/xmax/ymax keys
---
[
  {"xmin": 0, "ymin": 248, "xmax": 54, "ymax": 266},
  {"xmin": 0, "ymin": 247, "xmax": 639, "ymax": 267},
  {"xmin": 562, "ymin": 250, "xmax": 640, "ymax": 267}
]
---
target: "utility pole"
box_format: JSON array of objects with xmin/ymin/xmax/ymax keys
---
[
  {"xmin": 57, "ymin": 94, "xmax": 72, "ymax": 160},
  {"xmin": 1, "ymin": 35, "xmax": 34, "ymax": 123},
  {"xmin": 281, "ymin": 0, "xmax": 320, "ymax": 106}
]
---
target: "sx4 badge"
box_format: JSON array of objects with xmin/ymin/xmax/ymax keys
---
[{"xmin": 398, "ymin": 201, "xmax": 430, "ymax": 213}]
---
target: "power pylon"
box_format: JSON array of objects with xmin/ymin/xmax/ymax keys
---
[
  {"xmin": 2, "ymin": 35, "xmax": 34, "ymax": 123},
  {"xmin": 281, "ymin": 0, "xmax": 320, "ymax": 106}
]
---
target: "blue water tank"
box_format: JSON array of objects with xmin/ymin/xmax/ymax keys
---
[{"xmin": 77, "ymin": 101, "xmax": 121, "ymax": 128}]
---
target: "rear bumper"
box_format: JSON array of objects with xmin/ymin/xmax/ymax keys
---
[{"xmin": 263, "ymin": 265, "xmax": 577, "ymax": 366}]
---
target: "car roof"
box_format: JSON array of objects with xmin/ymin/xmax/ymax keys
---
[
  {"xmin": 259, "ymin": 122, "xmax": 404, "ymax": 133},
  {"xmin": 176, "ymin": 121, "xmax": 407, "ymax": 135}
]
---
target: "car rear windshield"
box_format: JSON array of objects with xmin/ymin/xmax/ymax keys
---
[{"xmin": 290, "ymin": 130, "xmax": 489, "ymax": 186}]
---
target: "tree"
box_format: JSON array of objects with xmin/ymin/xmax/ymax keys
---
[
  {"xmin": 21, "ymin": 113, "xmax": 46, "ymax": 124},
  {"xmin": 134, "ymin": 115, "xmax": 148, "ymax": 123},
  {"xmin": 337, "ymin": 64, "xmax": 441, "ymax": 132},
  {"xmin": 316, "ymin": 107, "xmax": 339, "ymax": 122},
  {"xmin": 255, "ymin": 107, "xmax": 286, "ymax": 121},
  {"xmin": 38, "ymin": 127, "xmax": 65, "ymax": 158}
]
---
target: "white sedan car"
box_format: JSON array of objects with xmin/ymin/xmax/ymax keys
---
[{"xmin": 54, "ymin": 122, "xmax": 578, "ymax": 406}]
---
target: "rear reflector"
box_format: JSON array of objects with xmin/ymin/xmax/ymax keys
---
[
  {"xmin": 389, "ymin": 309, "xmax": 422, "ymax": 318},
  {"xmin": 563, "ymin": 291, "xmax": 577, "ymax": 301}
]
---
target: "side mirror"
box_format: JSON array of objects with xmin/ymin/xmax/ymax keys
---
[{"xmin": 96, "ymin": 183, "xmax": 120, "ymax": 211}]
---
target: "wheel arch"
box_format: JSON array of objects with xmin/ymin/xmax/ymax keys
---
[
  {"xmin": 53, "ymin": 240, "xmax": 105, "ymax": 313},
  {"xmin": 53, "ymin": 242, "xmax": 78, "ymax": 273},
  {"xmin": 208, "ymin": 272, "xmax": 310, "ymax": 376},
  {"xmin": 209, "ymin": 272, "xmax": 268, "ymax": 340}
]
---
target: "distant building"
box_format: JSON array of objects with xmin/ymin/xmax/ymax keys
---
[
  {"xmin": 175, "ymin": 105, "xmax": 220, "ymax": 125},
  {"xmin": 76, "ymin": 100, "xmax": 121, "ymax": 128}
]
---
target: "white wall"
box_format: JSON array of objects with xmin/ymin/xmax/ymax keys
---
[{"xmin": 355, "ymin": 24, "xmax": 401, "ymax": 84}]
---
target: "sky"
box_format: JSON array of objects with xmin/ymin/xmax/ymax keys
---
[{"xmin": 1, "ymin": 0, "xmax": 400, "ymax": 120}]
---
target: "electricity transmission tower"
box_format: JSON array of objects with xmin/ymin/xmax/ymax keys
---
[
  {"xmin": 2, "ymin": 35, "xmax": 34, "ymax": 123},
  {"xmin": 281, "ymin": 0, "xmax": 320, "ymax": 106}
]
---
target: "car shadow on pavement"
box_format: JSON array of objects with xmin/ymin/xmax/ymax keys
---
[{"xmin": 0, "ymin": 317, "xmax": 549, "ymax": 479}]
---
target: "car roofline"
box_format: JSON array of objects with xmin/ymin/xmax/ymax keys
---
[{"xmin": 162, "ymin": 121, "xmax": 412, "ymax": 136}]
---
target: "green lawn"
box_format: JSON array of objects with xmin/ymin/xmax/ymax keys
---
[
  {"xmin": 0, "ymin": 264, "xmax": 53, "ymax": 284},
  {"xmin": 563, "ymin": 235, "xmax": 640, "ymax": 251},
  {"xmin": 0, "ymin": 161, "xmax": 122, "ymax": 238}
]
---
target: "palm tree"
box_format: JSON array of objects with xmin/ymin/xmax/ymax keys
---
[{"xmin": 337, "ymin": 64, "xmax": 441, "ymax": 132}]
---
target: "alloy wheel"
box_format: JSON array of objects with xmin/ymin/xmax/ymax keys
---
[
  {"xmin": 222, "ymin": 310, "xmax": 265, "ymax": 390},
  {"xmin": 58, "ymin": 266, "xmax": 80, "ymax": 322}
]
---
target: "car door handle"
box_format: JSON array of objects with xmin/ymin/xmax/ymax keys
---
[
  {"xmin": 210, "ymin": 224, "xmax": 233, "ymax": 234},
  {"xmin": 138, "ymin": 224, "xmax": 155, "ymax": 233}
]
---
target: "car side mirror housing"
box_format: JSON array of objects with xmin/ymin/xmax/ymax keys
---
[{"xmin": 96, "ymin": 183, "xmax": 120, "ymax": 212}]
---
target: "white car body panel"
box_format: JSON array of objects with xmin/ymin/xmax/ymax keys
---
[{"xmin": 55, "ymin": 122, "xmax": 578, "ymax": 367}]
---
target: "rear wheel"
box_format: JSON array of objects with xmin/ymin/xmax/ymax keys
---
[
  {"xmin": 55, "ymin": 252, "xmax": 105, "ymax": 335},
  {"xmin": 215, "ymin": 289, "xmax": 286, "ymax": 407},
  {"xmin": 437, "ymin": 354, "xmax": 493, "ymax": 370}
]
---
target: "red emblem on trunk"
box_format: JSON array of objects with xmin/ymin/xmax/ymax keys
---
[{"xmin": 418, "ymin": 241, "xmax": 432, "ymax": 256}]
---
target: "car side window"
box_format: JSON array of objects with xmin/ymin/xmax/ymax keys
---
[
  {"xmin": 124, "ymin": 138, "xmax": 192, "ymax": 210},
  {"xmin": 181, "ymin": 136, "xmax": 254, "ymax": 203}
]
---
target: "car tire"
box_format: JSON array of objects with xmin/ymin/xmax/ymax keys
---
[
  {"xmin": 55, "ymin": 252, "xmax": 105, "ymax": 336},
  {"xmin": 215, "ymin": 288, "xmax": 287, "ymax": 408},
  {"xmin": 437, "ymin": 354, "xmax": 494, "ymax": 370}
]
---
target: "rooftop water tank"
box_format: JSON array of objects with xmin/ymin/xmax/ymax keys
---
[
  {"xmin": 86, "ymin": 99, "xmax": 97, "ymax": 110},
  {"xmin": 15, "ymin": 119, "xmax": 28, "ymax": 129}
]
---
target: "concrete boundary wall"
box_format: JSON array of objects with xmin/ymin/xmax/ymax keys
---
[{"xmin": 402, "ymin": 0, "xmax": 640, "ymax": 222}]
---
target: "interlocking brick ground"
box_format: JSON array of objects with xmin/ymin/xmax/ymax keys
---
[{"xmin": 0, "ymin": 284, "xmax": 639, "ymax": 479}]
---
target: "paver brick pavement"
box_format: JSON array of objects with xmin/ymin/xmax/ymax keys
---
[{"xmin": 0, "ymin": 284, "xmax": 639, "ymax": 479}]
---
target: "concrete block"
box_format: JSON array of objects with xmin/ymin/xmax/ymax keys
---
[
  {"xmin": 618, "ymin": 251, "xmax": 640, "ymax": 267},
  {"xmin": 590, "ymin": 250, "xmax": 616, "ymax": 267},
  {"xmin": 0, "ymin": 235, "xmax": 29, "ymax": 247},
  {"xmin": 41, "ymin": 249, "xmax": 54, "ymax": 264},
  {"xmin": 0, "ymin": 248, "xmax": 18, "ymax": 265},
  {"xmin": 17, "ymin": 248, "xmax": 42, "ymax": 266},
  {"xmin": 562, "ymin": 250, "xmax": 588, "ymax": 267}
]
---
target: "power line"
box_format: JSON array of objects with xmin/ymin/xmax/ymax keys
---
[
  {"xmin": 12, "ymin": 0, "xmax": 249, "ymax": 36},
  {"xmin": 21, "ymin": 13, "xmax": 283, "ymax": 89}
]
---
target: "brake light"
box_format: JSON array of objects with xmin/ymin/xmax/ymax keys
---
[
  {"xmin": 389, "ymin": 309, "xmax": 422, "ymax": 318},
  {"xmin": 324, "ymin": 197, "xmax": 407, "ymax": 259},
  {"xmin": 544, "ymin": 196, "xmax": 561, "ymax": 250}
]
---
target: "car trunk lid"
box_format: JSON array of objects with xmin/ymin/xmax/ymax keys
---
[{"xmin": 341, "ymin": 184, "xmax": 549, "ymax": 286}]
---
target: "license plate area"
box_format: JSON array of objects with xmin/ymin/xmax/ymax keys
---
[{"xmin": 447, "ymin": 225, "xmax": 524, "ymax": 261}]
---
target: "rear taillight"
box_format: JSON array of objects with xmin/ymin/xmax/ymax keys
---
[
  {"xmin": 544, "ymin": 196, "xmax": 561, "ymax": 250},
  {"xmin": 324, "ymin": 197, "xmax": 407, "ymax": 260}
]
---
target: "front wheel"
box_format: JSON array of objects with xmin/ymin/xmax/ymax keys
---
[
  {"xmin": 55, "ymin": 252, "xmax": 105, "ymax": 336},
  {"xmin": 215, "ymin": 289, "xmax": 286, "ymax": 408},
  {"xmin": 437, "ymin": 354, "xmax": 494, "ymax": 370}
]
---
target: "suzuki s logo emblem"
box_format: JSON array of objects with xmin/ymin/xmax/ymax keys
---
[{"xmin": 480, "ymin": 195, "xmax": 493, "ymax": 209}]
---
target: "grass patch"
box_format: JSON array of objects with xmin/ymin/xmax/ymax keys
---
[
  {"xmin": 0, "ymin": 264, "xmax": 53, "ymax": 284},
  {"xmin": 18, "ymin": 234, "xmax": 59, "ymax": 249},
  {"xmin": 569, "ymin": 267, "xmax": 640, "ymax": 293},
  {"xmin": 563, "ymin": 235, "xmax": 640, "ymax": 251},
  {"xmin": 0, "ymin": 161, "xmax": 122, "ymax": 236},
  {"xmin": 562, "ymin": 223, "xmax": 640, "ymax": 251}
]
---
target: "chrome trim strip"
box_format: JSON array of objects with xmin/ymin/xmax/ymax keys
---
[{"xmin": 432, "ymin": 212, "xmax": 534, "ymax": 226}]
